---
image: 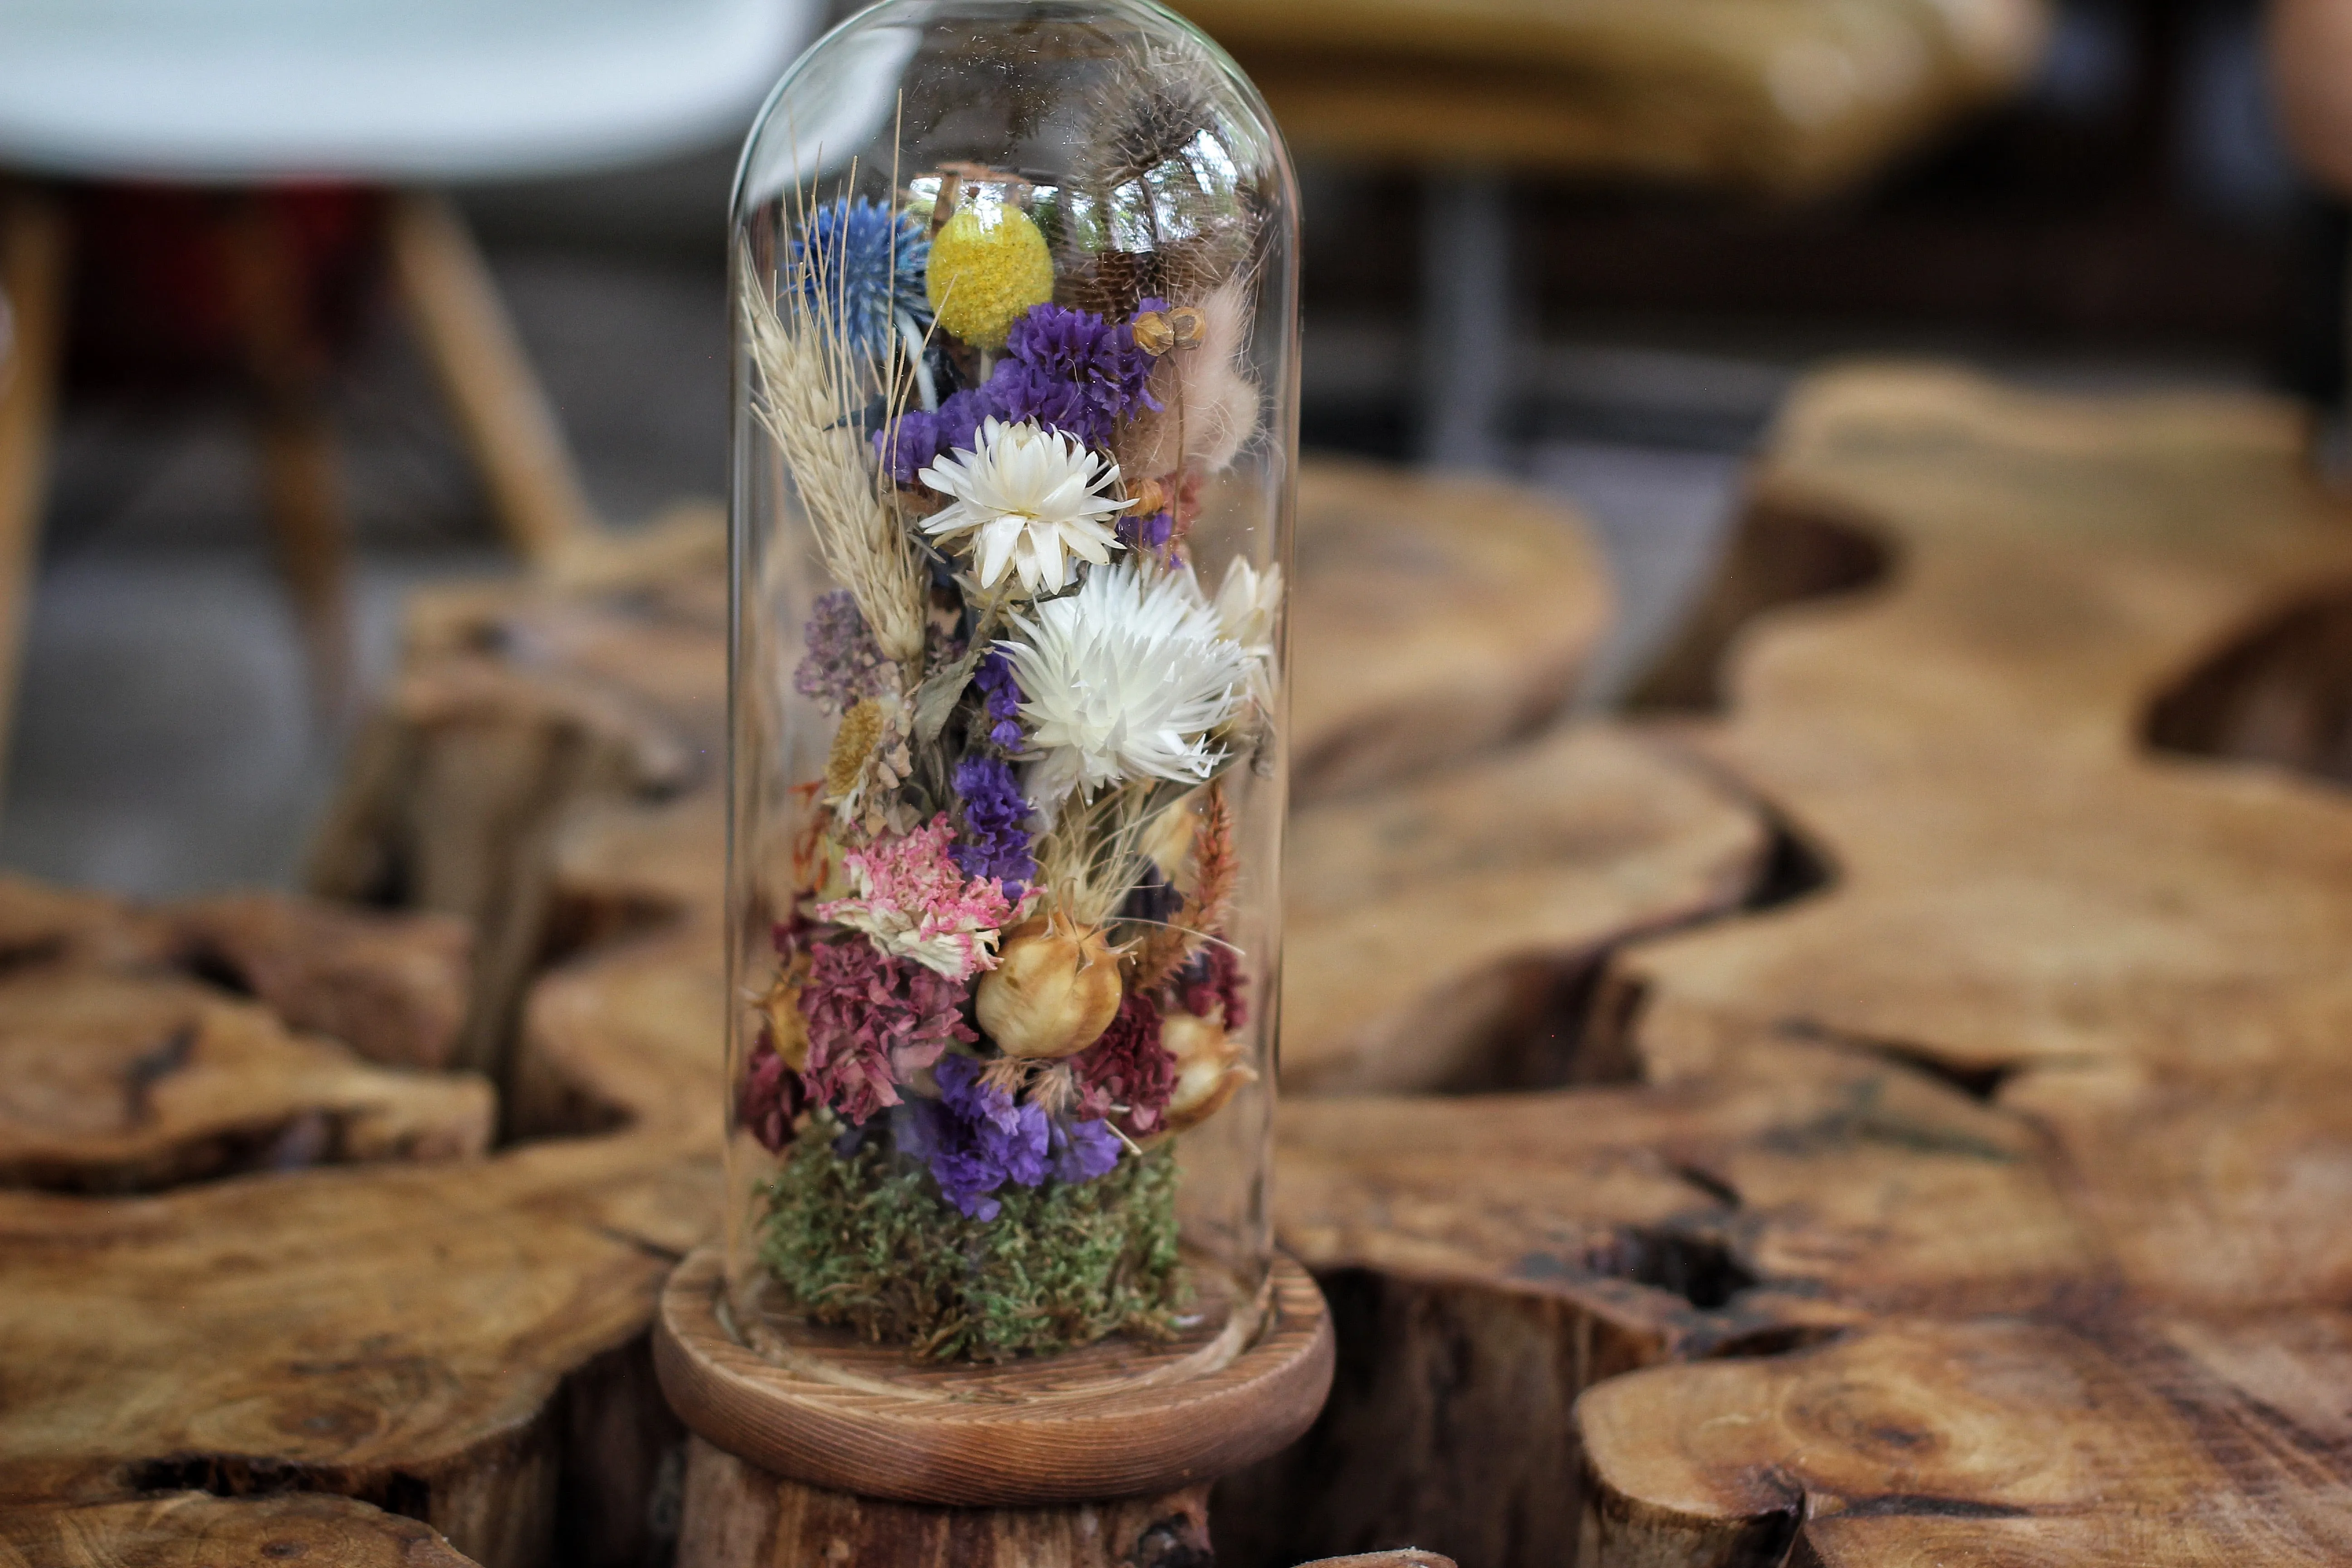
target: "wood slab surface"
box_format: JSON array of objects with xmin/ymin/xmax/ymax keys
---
[
  {"xmin": 0, "ymin": 1492, "xmax": 480, "ymax": 1568},
  {"xmin": 1220, "ymin": 365, "xmax": 2352, "ymax": 1568}
]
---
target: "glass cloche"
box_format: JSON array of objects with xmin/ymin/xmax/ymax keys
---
[{"xmin": 724, "ymin": 0, "xmax": 1298, "ymax": 1376}]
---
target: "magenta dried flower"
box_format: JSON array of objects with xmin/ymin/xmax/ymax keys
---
[
  {"xmin": 799, "ymin": 940, "xmax": 977, "ymax": 1126},
  {"xmin": 737, "ymin": 1027, "xmax": 807, "ymax": 1153},
  {"xmin": 1176, "ymin": 942, "xmax": 1250, "ymax": 1030},
  {"xmin": 1072, "ymin": 989, "xmax": 1177, "ymax": 1136}
]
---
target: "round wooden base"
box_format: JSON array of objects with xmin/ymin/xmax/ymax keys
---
[{"xmin": 652, "ymin": 1245, "xmax": 1333, "ymax": 1509}]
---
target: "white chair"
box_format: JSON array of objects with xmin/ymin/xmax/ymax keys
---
[{"xmin": 0, "ymin": 0, "xmax": 818, "ymax": 779}]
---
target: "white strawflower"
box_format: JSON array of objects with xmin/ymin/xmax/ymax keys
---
[
  {"xmin": 1001, "ymin": 562, "xmax": 1250, "ymax": 810},
  {"xmin": 1214, "ymin": 558, "xmax": 1282, "ymax": 655},
  {"xmin": 917, "ymin": 418, "xmax": 1126, "ymax": 597},
  {"xmin": 1213, "ymin": 557, "xmax": 1284, "ymax": 711}
]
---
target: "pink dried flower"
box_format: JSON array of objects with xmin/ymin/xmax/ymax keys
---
[
  {"xmin": 819, "ymin": 813, "xmax": 1020, "ymax": 980},
  {"xmin": 799, "ymin": 939, "xmax": 977, "ymax": 1126}
]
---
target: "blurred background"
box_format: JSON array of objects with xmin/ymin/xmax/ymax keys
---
[{"xmin": 0, "ymin": 0, "xmax": 2337, "ymax": 896}]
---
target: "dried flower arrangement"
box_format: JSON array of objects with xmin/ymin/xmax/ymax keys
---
[{"xmin": 735, "ymin": 71, "xmax": 1279, "ymax": 1363}]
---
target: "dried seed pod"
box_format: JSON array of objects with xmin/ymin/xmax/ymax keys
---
[
  {"xmin": 976, "ymin": 911, "xmax": 1124, "ymax": 1058},
  {"xmin": 1158, "ymin": 1010, "xmax": 1251, "ymax": 1133},
  {"xmin": 753, "ymin": 953, "xmax": 813, "ymax": 1071},
  {"xmin": 1122, "ymin": 475, "xmax": 1167, "ymax": 516}
]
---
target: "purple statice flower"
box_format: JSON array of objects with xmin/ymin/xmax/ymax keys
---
[
  {"xmin": 873, "ymin": 301, "xmax": 1161, "ymax": 479},
  {"xmin": 1001, "ymin": 303, "xmax": 1160, "ymax": 446},
  {"xmin": 900, "ymin": 1053, "xmax": 1050, "ymax": 1220},
  {"xmin": 1050, "ymin": 1114, "xmax": 1122, "ymax": 1184},
  {"xmin": 972, "ymin": 649, "xmax": 1025, "ymax": 748},
  {"xmin": 949, "ymin": 754, "xmax": 1036, "ymax": 898},
  {"xmin": 978, "ymin": 361, "xmax": 1097, "ymax": 440},
  {"xmin": 877, "ymin": 386, "xmax": 990, "ymax": 485},
  {"xmin": 1116, "ymin": 510, "xmax": 1175, "ymax": 556},
  {"xmin": 792, "ymin": 196, "xmax": 930, "ymax": 363},
  {"xmin": 794, "ymin": 590, "xmax": 891, "ymax": 712}
]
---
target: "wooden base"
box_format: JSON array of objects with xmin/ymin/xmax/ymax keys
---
[
  {"xmin": 677, "ymin": 1437, "xmax": 1213, "ymax": 1568},
  {"xmin": 654, "ymin": 1247, "xmax": 1333, "ymax": 1509}
]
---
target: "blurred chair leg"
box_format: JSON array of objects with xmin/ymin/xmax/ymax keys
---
[
  {"xmin": 222, "ymin": 196, "xmax": 355, "ymax": 723},
  {"xmin": 386, "ymin": 190, "xmax": 599, "ymax": 571},
  {"xmin": 1416, "ymin": 172, "xmax": 1516, "ymax": 472},
  {"xmin": 0, "ymin": 191, "xmax": 69, "ymax": 818}
]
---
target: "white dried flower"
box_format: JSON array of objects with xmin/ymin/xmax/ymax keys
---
[
  {"xmin": 917, "ymin": 418, "xmax": 1126, "ymax": 597},
  {"xmin": 1001, "ymin": 561, "xmax": 1250, "ymax": 810},
  {"xmin": 1214, "ymin": 558, "xmax": 1282, "ymax": 714}
]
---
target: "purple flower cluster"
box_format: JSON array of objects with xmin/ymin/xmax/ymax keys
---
[
  {"xmin": 972, "ymin": 649, "xmax": 1025, "ymax": 748},
  {"xmin": 1050, "ymin": 1115, "xmax": 1122, "ymax": 1183},
  {"xmin": 901, "ymin": 1053, "xmax": 1049, "ymax": 1220},
  {"xmin": 794, "ymin": 590, "xmax": 891, "ymax": 712},
  {"xmin": 1116, "ymin": 510, "xmax": 1175, "ymax": 555},
  {"xmin": 1002, "ymin": 303, "xmax": 1160, "ymax": 445},
  {"xmin": 901, "ymin": 1056, "xmax": 1124, "ymax": 1219},
  {"xmin": 876, "ymin": 301, "xmax": 1162, "ymax": 481},
  {"xmin": 948, "ymin": 755, "xmax": 1036, "ymax": 897}
]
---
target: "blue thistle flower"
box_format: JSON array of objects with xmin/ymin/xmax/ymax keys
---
[{"xmin": 793, "ymin": 196, "xmax": 932, "ymax": 363}]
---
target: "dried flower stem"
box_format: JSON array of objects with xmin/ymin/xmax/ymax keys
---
[{"xmin": 739, "ymin": 217, "xmax": 928, "ymax": 667}]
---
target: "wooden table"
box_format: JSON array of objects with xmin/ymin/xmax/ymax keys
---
[{"xmin": 15, "ymin": 387, "xmax": 2352, "ymax": 1567}]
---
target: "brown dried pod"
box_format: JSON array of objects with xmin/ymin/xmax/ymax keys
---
[
  {"xmin": 1122, "ymin": 475, "xmax": 1167, "ymax": 516},
  {"xmin": 976, "ymin": 911, "xmax": 1124, "ymax": 1059},
  {"xmin": 1158, "ymin": 1010, "xmax": 1252, "ymax": 1133},
  {"xmin": 753, "ymin": 958, "xmax": 813, "ymax": 1072}
]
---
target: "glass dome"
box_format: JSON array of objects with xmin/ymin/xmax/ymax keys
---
[{"xmin": 724, "ymin": 0, "xmax": 1297, "ymax": 1377}]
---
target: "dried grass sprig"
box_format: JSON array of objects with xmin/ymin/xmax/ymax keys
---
[
  {"xmin": 739, "ymin": 235, "xmax": 929, "ymax": 668},
  {"xmin": 1128, "ymin": 780, "xmax": 1235, "ymax": 990},
  {"xmin": 1034, "ymin": 779, "xmax": 1193, "ymax": 930}
]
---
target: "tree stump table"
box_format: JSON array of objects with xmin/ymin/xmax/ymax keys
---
[{"xmin": 1215, "ymin": 364, "xmax": 2352, "ymax": 1568}]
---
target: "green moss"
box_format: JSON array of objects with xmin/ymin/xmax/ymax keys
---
[{"xmin": 755, "ymin": 1133, "xmax": 1184, "ymax": 1362}]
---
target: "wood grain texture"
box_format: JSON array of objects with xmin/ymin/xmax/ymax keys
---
[
  {"xmin": 0, "ymin": 1492, "xmax": 481, "ymax": 1568},
  {"xmin": 1290, "ymin": 462, "xmax": 1605, "ymax": 804},
  {"xmin": 1219, "ymin": 366, "xmax": 2352, "ymax": 1567},
  {"xmin": 655, "ymin": 1247, "xmax": 1334, "ymax": 1508},
  {"xmin": 677, "ymin": 1439, "xmax": 1213, "ymax": 1568},
  {"xmin": 167, "ymin": 892, "xmax": 471, "ymax": 1072},
  {"xmin": 0, "ymin": 1135, "xmax": 710, "ymax": 1568},
  {"xmin": 1575, "ymin": 369, "xmax": 2352, "ymax": 1563},
  {"xmin": 1586, "ymin": 1315, "xmax": 2352, "ymax": 1567},
  {"xmin": 0, "ymin": 969, "xmax": 491, "ymax": 1192},
  {"xmin": 0, "ymin": 882, "xmax": 485, "ymax": 1193},
  {"xmin": 1173, "ymin": 0, "xmax": 2046, "ymax": 194},
  {"xmin": 1284, "ymin": 724, "xmax": 1767, "ymax": 1092}
]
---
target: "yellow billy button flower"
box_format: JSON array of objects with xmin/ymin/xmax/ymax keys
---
[{"xmin": 926, "ymin": 204, "xmax": 1054, "ymax": 349}]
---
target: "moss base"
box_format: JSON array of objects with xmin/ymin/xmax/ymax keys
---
[{"xmin": 756, "ymin": 1133, "xmax": 1183, "ymax": 1362}]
